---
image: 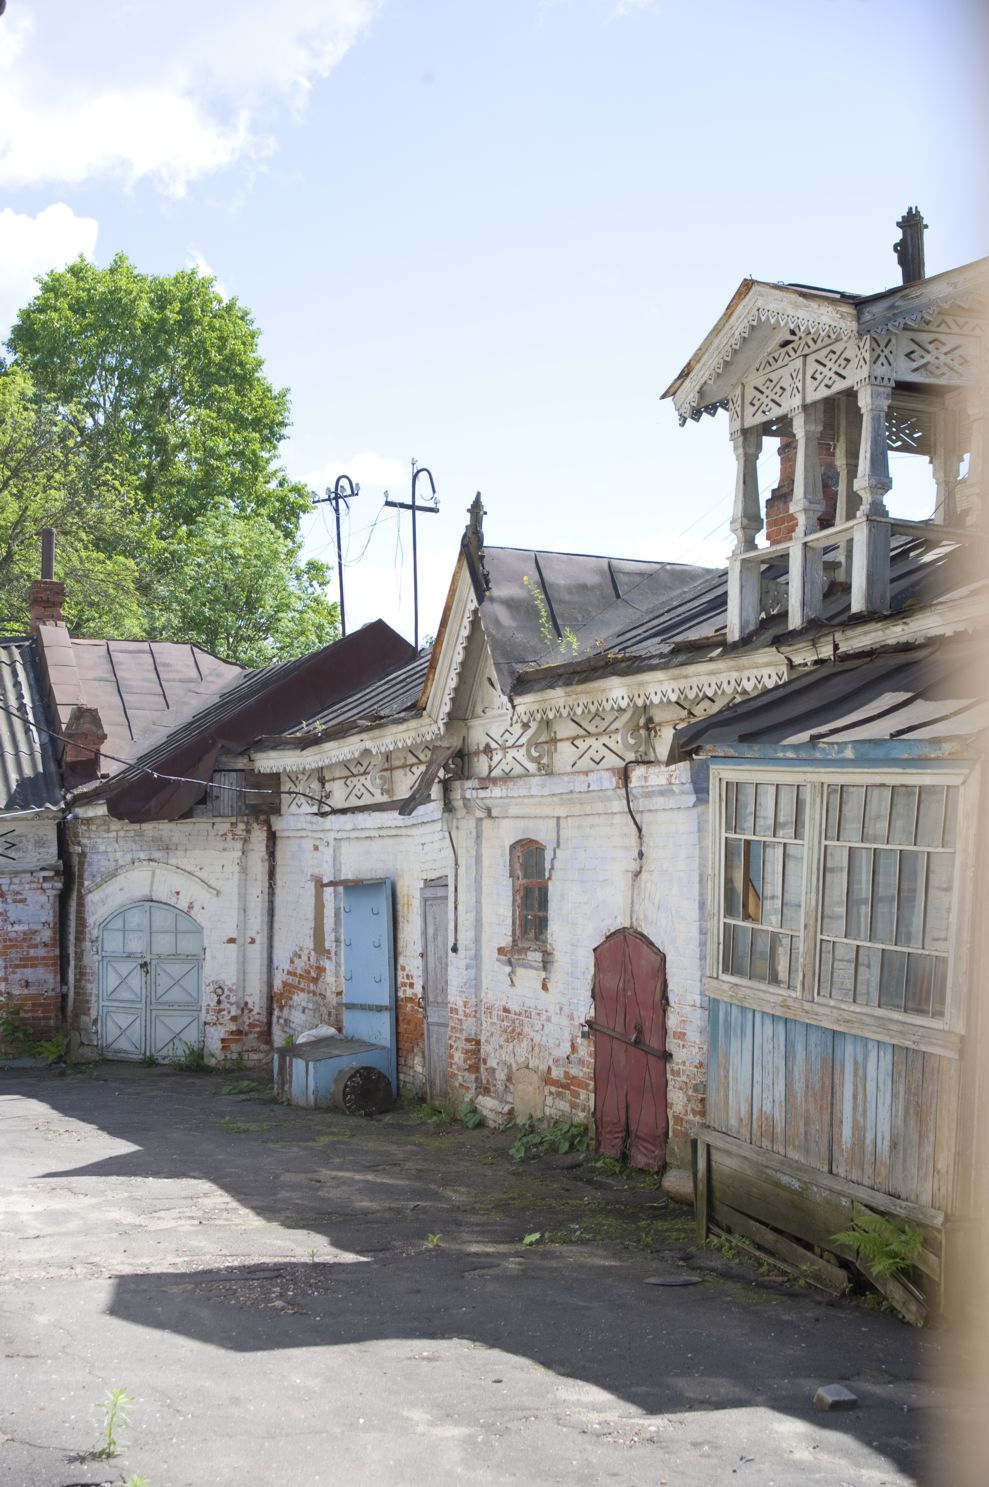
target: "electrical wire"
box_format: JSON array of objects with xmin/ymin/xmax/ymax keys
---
[{"xmin": 0, "ymin": 695, "xmax": 333, "ymax": 814}]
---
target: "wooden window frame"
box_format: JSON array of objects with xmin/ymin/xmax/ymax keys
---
[
  {"xmin": 510, "ymin": 838, "xmax": 550, "ymax": 953},
  {"xmin": 706, "ymin": 763, "xmax": 978, "ymax": 1058}
]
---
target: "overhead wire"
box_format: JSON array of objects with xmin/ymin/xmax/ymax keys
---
[{"xmin": 0, "ymin": 694, "xmax": 334, "ymax": 815}]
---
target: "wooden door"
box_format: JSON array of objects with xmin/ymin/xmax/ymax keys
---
[
  {"xmin": 591, "ymin": 929, "xmax": 669, "ymax": 1170},
  {"xmin": 99, "ymin": 902, "xmax": 203, "ymax": 1060},
  {"xmin": 421, "ymin": 879, "xmax": 449, "ymax": 1103}
]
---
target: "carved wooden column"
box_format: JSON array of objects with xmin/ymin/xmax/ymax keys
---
[
  {"xmin": 834, "ymin": 395, "xmax": 861, "ymax": 581},
  {"xmin": 727, "ymin": 427, "xmax": 762, "ymax": 641},
  {"xmin": 787, "ymin": 403, "xmax": 825, "ymax": 629},
  {"xmin": 851, "ymin": 381, "xmax": 892, "ymax": 613},
  {"xmin": 930, "ymin": 401, "xmax": 961, "ymax": 525}
]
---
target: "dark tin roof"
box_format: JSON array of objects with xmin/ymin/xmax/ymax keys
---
[
  {"xmin": 474, "ymin": 545, "xmax": 717, "ymax": 693},
  {"xmin": 670, "ymin": 640, "xmax": 988, "ymax": 760},
  {"xmin": 94, "ymin": 621, "xmax": 415, "ymax": 822},
  {"xmin": 512, "ymin": 532, "xmax": 985, "ymax": 695},
  {"xmin": 0, "ymin": 639, "xmax": 62, "ymax": 813}
]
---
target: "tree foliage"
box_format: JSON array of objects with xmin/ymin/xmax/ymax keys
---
[{"xmin": 2, "ymin": 254, "xmax": 337, "ymax": 664}]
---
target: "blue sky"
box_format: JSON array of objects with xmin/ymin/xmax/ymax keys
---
[{"xmin": 0, "ymin": 0, "xmax": 985, "ymax": 640}]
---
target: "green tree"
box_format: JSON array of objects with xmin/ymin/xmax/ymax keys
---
[
  {"xmin": 0, "ymin": 363, "xmax": 145, "ymax": 637},
  {"xmin": 4, "ymin": 255, "xmax": 338, "ymax": 663}
]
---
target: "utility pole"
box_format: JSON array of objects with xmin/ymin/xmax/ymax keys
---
[
  {"xmin": 311, "ymin": 476, "xmax": 359, "ymax": 636},
  {"xmin": 384, "ymin": 459, "xmax": 438, "ymax": 652}
]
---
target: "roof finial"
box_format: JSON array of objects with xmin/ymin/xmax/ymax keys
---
[
  {"xmin": 893, "ymin": 206, "xmax": 927, "ymax": 285},
  {"xmin": 463, "ymin": 493, "xmax": 490, "ymax": 595}
]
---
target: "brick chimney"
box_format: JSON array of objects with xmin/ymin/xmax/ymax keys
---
[
  {"xmin": 28, "ymin": 528, "xmax": 66, "ymax": 630},
  {"xmin": 764, "ymin": 436, "xmax": 839, "ymax": 545},
  {"xmin": 62, "ymin": 705, "xmax": 107, "ymax": 786}
]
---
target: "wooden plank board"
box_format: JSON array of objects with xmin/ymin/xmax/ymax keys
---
[
  {"xmin": 874, "ymin": 1040, "xmax": 895, "ymax": 1195},
  {"xmin": 695, "ymin": 1136, "xmax": 709, "ymax": 1246},
  {"xmin": 707, "ymin": 997, "xmax": 727, "ymax": 1132},
  {"xmin": 914, "ymin": 1053, "xmax": 940, "ymax": 1211},
  {"xmin": 699, "ymin": 1125, "xmax": 945, "ymax": 1230},
  {"xmin": 727, "ymin": 1001, "xmax": 754, "ymax": 1143},
  {"xmin": 750, "ymin": 1010, "xmax": 767, "ymax": 1149},
  {"xmin": 932, "ymin": 1057, "xmax": 960, "ymax": 1214},
  {"xmin": 713, "ymin": 1200, "xmax": 850, "ymax": 1292}
]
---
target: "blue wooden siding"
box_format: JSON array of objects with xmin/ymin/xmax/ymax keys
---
[{"xmin": 706, "ymin": 998, "xmax": 957, "ymax": 1212}]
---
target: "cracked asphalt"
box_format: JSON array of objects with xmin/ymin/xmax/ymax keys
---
[{"xmin": 0, "ymin": 1063, "xmax": 967, "ymax": 1486}]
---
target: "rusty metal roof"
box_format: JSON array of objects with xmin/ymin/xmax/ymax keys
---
[
  {"xmin": 93, "ymin": 621, "xmax": 415, "ymax": 822},
  {"xmin": 670, "ymin": 641, "xmax": 988, "ymax": 758},
  {"xmin": 0, "ymin": 639, "xmax": 62, "ymax": 813},
  {"xmin": 264, "ymin": 652, "xmax": 432, "ymax": 747}
]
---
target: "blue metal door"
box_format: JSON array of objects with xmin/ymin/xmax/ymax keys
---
[{"xmin": 341, "ymin": 880, "xmax": 397, "ymax": 1092}]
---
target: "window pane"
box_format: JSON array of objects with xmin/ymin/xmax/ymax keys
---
[
  {"xmin": 829, "ymin": 940, "xmax": 856, "ymax": 1001},
  {"xmin": 863, "ymin": 784, "xmax": 891, "ymax": 844},
  {"xmin": 722, "ymin": 922, "xmax": 734, "ymax": 976},
  {"xmin": 825, "ymin": 785, "xmax": 840, "ymax": 841},
  {"xmin": 905, "ymin": 953, "xmax": 934, "ymax": 1017},
  {"xmin": 846, "ymin": 847, "xmax": 872, "ymax": 941},
  {"xmin": 743, "ymin": 839, "xmax": 763, "ymax": 923},
  {"xmin": 916, "ymin": 786, "xmax": 946, "ymax": 849},
  {"xmin": 761, "ymin": 842, "xmax": 782, "ymax": 928},
  {"xmin": 735, "ymin": 781, "xmax": 755, "ymax": 836},
  {"xmin": 924, "ymin": 851, "xmax": 953, "ymax": 953},
  {"xmin": 781, "ymin": 843, "xmax": 804, "ymax": 930},
  {"xmin": 871, "ymin": 848, "xmax": 898, "ymax": 945},
  {"xmin": 730, "ymin": 924, "xmax": 752, "ymax": 979},
  {"xmin": 821, "ymin": 845, "xmax": 848, "ymax": 938},
  {"xmin": 768, "ymin": 932, "xmax": 790, "ymax": 987},
  {"xmin": 895, "ymin": 850, "xmax": 926, "ymax": 948},
  {"xmin": 775, "ymin": 784, "xmax": 796, "ymax": 839},
  {"xmin": 750, "ymin": 928, "xmax": 770, "ymax": 983},
  {"xmin": 724, "ymin": 837, "xmax": 743, "ymax": 919},
  {"xmin": 879, "ymin": 949, "xmax": 907, "ymax": 1012},
  {"xmin": 819, "ymin": 937, "xmax": 833, "ymax": 996},
  {"xmin": 854, "ymin": 944, "xmax": 881, "ymax": 1007},
  {"xmin": 725, "ymin": 780, "xmax": 736, "ymax": 834},
  {"xmin": 889, "ymin": 785, "xmax": 919, "ymax": 846},
  {"xmin": 931, "ymin": 957, "xmax": 948, "ymax": 1019},
  {"xmin": 795, "ymin": 785, "xmax": 808, "ymax": 839},
  {"xmin": 838, "ymin": 786, "xmax": 866, "ymax": 843},
  {"xmin": 520, "ymin": 846, "xmax": 544, "ymax": 880},
  {"xmin": 755, "ymin": 783, "xmax": 775, "ymax": 837},
  {"xmin": 942, "ymin": 787, "xmax": 958, "ymax": 849}
]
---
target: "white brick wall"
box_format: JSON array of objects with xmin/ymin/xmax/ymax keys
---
[
  {"xmin": 69, "ymin": 812, "xmax": 273, "ymax": 1064},
  {"xmin": 270, "ymin": 760, "xmax": 711, "ymax": 1144}
]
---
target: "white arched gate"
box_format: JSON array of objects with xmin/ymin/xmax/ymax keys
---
[{"xmin": 99, "ymin": 902, "xmax": 204, "ymax": 1060}]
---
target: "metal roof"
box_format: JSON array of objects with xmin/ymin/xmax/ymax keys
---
[
  {"xmin": 511, "ymin": 532, "xmax": 984, "ymax": 695},
  {"xmin": 476, "ymin": 545, "xmax": 717, "ymax": 693},
  {"xmin": 670, "ymin": 641, "xmax": 988, "ymax": 758},
  {"xmin": 93, "ymin": 621, "xmax": 415, "ymax": 821},
  {"xmin": 267, "ymin": 652, "xmax": 432, "ymax": 746},
  {"xmin": 0, "ymin": 639, "xmax": 62, "ymax": 813}
]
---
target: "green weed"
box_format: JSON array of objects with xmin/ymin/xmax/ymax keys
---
[
  {"xmin": 168, "ymin": 1041, "xmax": 208, "ymax": 1071},
  {"xmin": 219, "ymin": 1079, "xmax": 258, "ymax": 1096},
  {"xmin": 93, "ymin": 1386, "xmax": 133, "ymax": 1460},
  {"xmin": 832, "ymin": 1202, "xmax": 924, "ymax": 1278},
  {"xmin": 510, "ymin": 1116, "xmax": 591, "ymax": 1160},
  {"xmin": 425, "ymin": 1233, "xmax": 442, "ymax": 1248}
]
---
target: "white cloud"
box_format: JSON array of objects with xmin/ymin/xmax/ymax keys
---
[
  {"xmin": 0, "ymin": 1, "xmax": 382, "ymax": 197},
  {"xmin": 185, "ymin": 250, "xmax": 230, "ymax": 301},
  {"xmin": 0, "ymin": 202, "xmax": 98, "ymax": 340}
]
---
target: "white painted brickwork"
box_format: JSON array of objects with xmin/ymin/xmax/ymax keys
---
[
  {"xmin": 69, "ymin": 813, "xmax": 273, "ymax": 1064},
  {"xmin": 270, "ymin": 762, "xmax": 710, "ymax": 1140}
]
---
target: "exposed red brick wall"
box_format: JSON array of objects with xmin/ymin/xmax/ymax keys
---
[
  {"xmin": 0, "ymin": 876, "xmax": 61, "ymax": 1038},
  {"xmin": 396, "ymin": 962, "xmax": 425, "ymax": 1086},
  {"xmin": 764, "ymin": 436, "xmax": 838, "ymax": 545}
]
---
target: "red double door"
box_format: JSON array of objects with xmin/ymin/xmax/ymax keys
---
[{"xmin": 591, "ymin": 929, "xmax": 669, "ymax": 1171}]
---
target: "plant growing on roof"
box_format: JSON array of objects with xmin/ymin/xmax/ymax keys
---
[{"xmin": 522, "ymin": 576, "xmax": 579, "ymax": 657}]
